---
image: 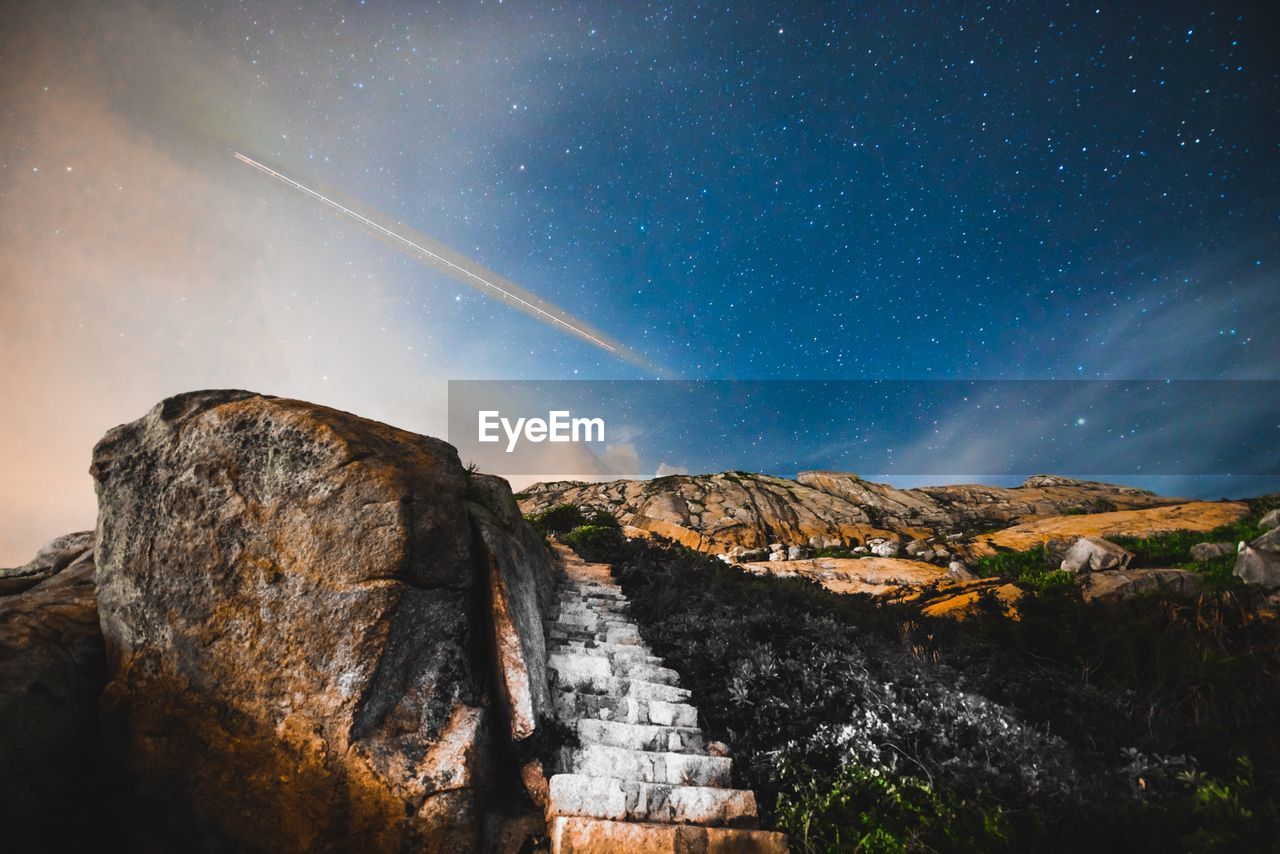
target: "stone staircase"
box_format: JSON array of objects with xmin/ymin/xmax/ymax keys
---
[{"xmin": 543, "ymin": 543, "xmax": 788, "ymax": 853}]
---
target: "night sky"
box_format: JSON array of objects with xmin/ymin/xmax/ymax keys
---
[{"xmin": 1, "ymin": 2, "xmax": 1277, "ymax": 561}]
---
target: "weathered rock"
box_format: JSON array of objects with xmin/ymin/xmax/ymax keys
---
[
  {"xmin": 1190, "ymin": 542, "xmax": 1235, "ymax": 562},
  {"xmin": 1043, "ymin": 538, "xmax": 1074, "ymax": 568},
  {"xmin": 975, "ymin": 501, "xmax": 1249, "ymax": 556},
  {"xmin": 1235, "ymin": 527, "xmax": 1280, "ymax": 589},
  {"xmin": 0, "ymin": 548, "xmax": 106, "ymax": 843},
  {"xmin": 0, "ymin": 530, "xmax": 94, "ymax": 595},
  {"xmin": 469, "ymin": 472, "xmax": 557, "ymax": 743},
  {"xmin": 1081, "ymin": 568, "xmax": 1201, "ymax": 603},
  {"xmin": 1260, "ymin": 508, "xmax": 1280, "ymax": 532},
  {"xmin": 786, "ymin": 545, "xmax": 810, "ymax": 560},
  {"xmin": 1060, "ymin": 537, "xmax": 1133, "ymax": 574},
  {"xmin": 947, "ymin": 561, "xmax": 975, "ymax": 581},
  {"xmin": 904, "ymin": 538, "xmax": 931, "ymax": 556},
  {"xmin": 870, "ymin": 540, "xmax": 901, "ymax": 558},
  {"xmin": 91, "ymin": 390, "xmax": 490, "ymax": 852}
]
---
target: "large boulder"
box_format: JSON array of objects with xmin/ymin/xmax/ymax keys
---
[
  {"xmin": 0, "ymin": 546, "xmax": 107, "ymax": 845},
  {"xmin": 1259, "ymin": 508, "xmax": 1280, "ymax": 532},
  {"xmin": 0, "ymin": 530, "xmax": 94, "ymax": 595},
  {"xmin": 1060, "ymin": 537, "xmax": 1133, "ymax": 574},
  {"xmin": 1235, "ymin": 527, "xmax": 1280, "ymax": 589},
  {"xmin": 90, "ymin": 391, "xmax": 492, "ymax": 851}
]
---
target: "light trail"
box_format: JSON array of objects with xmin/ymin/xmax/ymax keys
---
[{"xmin": 231, "ymin": 150, "xmax": 622, "ymax": 355}]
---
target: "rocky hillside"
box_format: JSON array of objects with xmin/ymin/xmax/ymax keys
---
[{"xmin": 518, "ymin": 471, "xmax": 1183, "ymax": 555}]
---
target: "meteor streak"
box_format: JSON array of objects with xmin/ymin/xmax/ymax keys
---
[{"xmin": 231, "ymin": 150, "xmax": 657, "ymax": 370}]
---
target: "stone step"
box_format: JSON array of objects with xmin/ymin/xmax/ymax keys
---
[
  {"xmin": 568, "ymin": 744, "xmax": 731, "ymax": 787},
  {"xmin": 554, "ymin": 689, "xmax": 698, "ymax": 728},
  {"xmin": 551, "ymin": 654, "xmax": 681, "ymax": 691},
  {"xmin": 578, "ymin": 718, "xmax": 705, "ymax": 754},
  {"xmin": 548, "ymin": 774, "xmax": 757, "ymax": 827},
  {"xmin": 549, "ymin": 816, "xmax": 788, "ymax": 854},
  {"xmin": 558, "ymin": 588, "xmax": 626, "ymax": 602},
  {"xmin": 558, "ymin": 639, "xmax": 659, "ymax": 662},
  {"xmin": 556, "ymin": 601, "xmax": 629, "ymax": 618},
  {"xmin": 607, "ymin": 676, "xmax": 693, "ymax": 704},
  {"xmin": 546, "ymin": 626, "xmax": 643, "ymax": 647}
]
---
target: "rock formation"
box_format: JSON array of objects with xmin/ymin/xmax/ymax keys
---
[
  {"xmin": 0, "ymin": 530, "xmax": 93, "ymax": 595},
  {"xmin": 87, "ymin": 390, "xmax": 559, "ymax": 851},
  {"xmin": 0, "ymin": 538, "xmax": 104, "ymax": 845},
  {"xmin": 519, "ymin": 472, "xmax": 1185, "ymax": 556}
]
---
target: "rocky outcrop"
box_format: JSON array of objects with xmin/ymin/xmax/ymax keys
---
[
  {"xmin": 519, "ymin": 472, "xmax": 1184, "ymax": 557},
  {"xmin": 0, "ymin": 544, "xmax": 105, "ymax": 842},
  {"xmin": 88, "ymin": 390, "xmax": 548, "ymax": 851},
  {"xmin": 740, "ymin": 555, "xmax": 946, "ymax": 596},
  {"xmin": 0, "ymin": 530, "xmax": 94, "ymax": 595},
  {"xmin": 520, "ymin": 472, "xmax": 894, "ymax": 554},
  {"xmin": 972, "ymin": 501, "xmax": 1250, "ymax": 555}
]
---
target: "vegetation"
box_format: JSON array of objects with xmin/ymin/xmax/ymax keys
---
[
  {"xmin": 974, "ymin": 496, "xmax": 1280, "ymax": 594},
  {"xmin": 561, "ymin": 532, "xmax": 1280, "ymax": 852},
  {"xmin": 523, "ymin": 503, "xmax": 619, "ymax": 537}
]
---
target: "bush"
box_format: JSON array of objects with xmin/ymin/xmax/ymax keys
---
[
  {"xmin": 525, "ymin": 504, "xmax": 620, "ymax": 537},
  {"xmin": 558, "ymin": 524, "xmax": 627, "ymax": 563},
  {"xmin": 562, "ymin": 534, "xmax": 1280, "ymax": 851},
  {"xmin": 973, "ymin": 547, "xmax": 1074, "ymax": 592}
]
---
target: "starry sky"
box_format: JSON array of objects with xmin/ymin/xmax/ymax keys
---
[{"xmin": 1, "ymin": 1, "xmax": 1276, "ymax": 563}]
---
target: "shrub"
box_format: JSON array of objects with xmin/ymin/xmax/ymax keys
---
[
  {"xmin": 973, "ymin": 547, "xmax": 1073, "ymax": 591},
  {"xmin": 524, "ymin": 503, "xmax": 587, "ymax": 536},
  {"xmin": 562, "ymin": 534, "xmax": 1280, "ymax": 851},
  {"xmin": 558, "ymin": 524, "xmax": 627, "ymax": 563},
  {"xmin": 525, "ymin": 503, "xmax": 620, "ymax": 537}
]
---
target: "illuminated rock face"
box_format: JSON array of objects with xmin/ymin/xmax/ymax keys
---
[
  {"xmin": 518, "ymin": 471, "xmax": 1185, "ymax": 555},
  {"xmin": 90, "ymin": 390, "xmax": 497, "ymax": 851}
]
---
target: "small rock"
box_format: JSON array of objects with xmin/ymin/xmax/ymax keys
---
[
  {"xmin": 1189, "ymin": 542, "xmax": 1234, "ymax": 562},
  {"xmin": 947, "ymin": 561, "xmax": 975, "ymax": 581},
  {"xmin": 1260, "ymin": 508, "xmax": 1280, "ymax": 532},
  {"xmin": 904, "ymin": 539, "xmax": 930, "ymax": 556},
  {"xmin": 739, "ymin": 548, "xmax": 769, "ymax": 562},
  {"xmin": 870, "ymin": 540, "xmax": 901, "ymax": 558},
  {"xmin": 707, "ymin": 741, "xmax": 730, "ymax": 758},
  {"xmin": 1060, "ymin": 537, "xmax": 1133, "ymax": 574},
  {"xmin": 768, "ymin": 551, "xmax": 785, "ymax": 562},
  {"xmin": 852, "ymin": 545, "xmax": 869, "ymax": 555},
  {"xmin": 787, "ymin": 545, "xmax": 810, "ymax": 560}
]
